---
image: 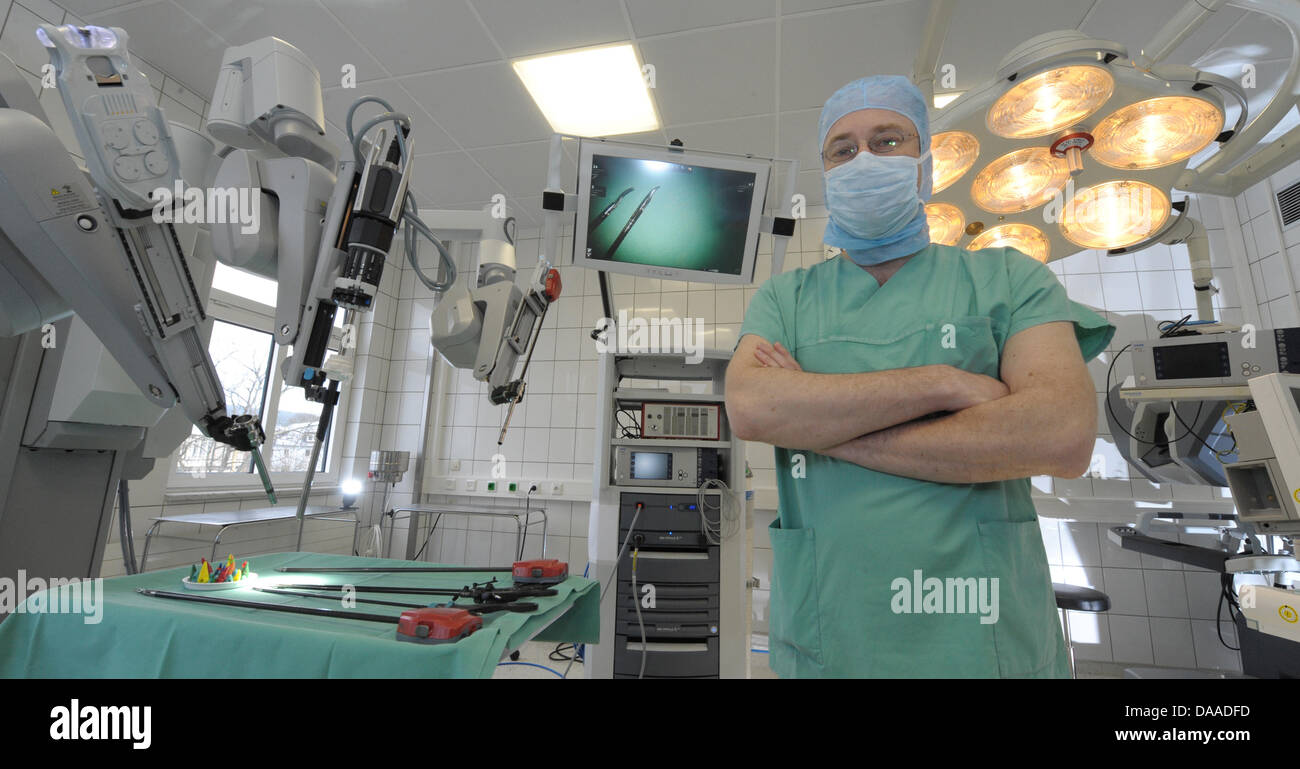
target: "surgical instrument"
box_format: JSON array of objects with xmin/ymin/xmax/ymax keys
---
[
  {"xmin": 592, "ymin": 186, "xmax": 634, "ymax": 229},
  {"xmin": 253, "ymin": 586, "xmax": 539, "ymax": 614},
  {"xmin": 137, "ymin": 588, "xmax": 483, "ymax": 644},
  {"xmin": 276, "ymin": 558, "xmax": 569, "ymax": 584},
  {"xmin": 606, "ymin": 185, "xmax": 660, "ymax": 259}
]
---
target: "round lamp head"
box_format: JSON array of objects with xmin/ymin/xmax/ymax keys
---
[
  {"xmin": 926, "ymin": 203, "xmax": 965, "ymax": 246},
  {"xmin": 341, "ymin": 478, "xmax": 363, "ymax": 508},
  {"xmin": 971, "ymin": 146, "xmax": 1071, "ymax": 214},
  {"xmin": 1060, "ymin": 180, "xmax": 1169, "ymax": 249},
  {"xmin": 1091, "ymin": 96, "xmax": 1223, "ymax": 170},
  {"xmin": 931, "ymin": 131, "xmax": 980, "ymax": 194},
  {"xmin": 966, "ymin": 223, "xmax": 1051, "ymax": 263},
  {"xmin": 987, "ymin": 64, "xmax": 1114, "ymax": 139}
]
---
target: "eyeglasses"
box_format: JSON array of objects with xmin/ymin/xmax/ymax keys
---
[{"xmin": 822, "ymin": 130, "xmax": 920, "ymax": 165}]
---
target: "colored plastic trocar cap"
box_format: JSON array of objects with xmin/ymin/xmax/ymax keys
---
[{"xmin": 395, "ymin": 607, "xmax": 482, "ymax": 644}]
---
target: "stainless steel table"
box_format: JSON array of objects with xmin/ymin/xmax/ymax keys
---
[
  {"xmin": 387, "ymin": 503, "xmax": 547, "ymax": 562},
  {"xmin": 140, "ymin": 505, "xmax": 361, "ymax": 570}
]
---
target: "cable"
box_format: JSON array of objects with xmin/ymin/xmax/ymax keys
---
[
  {"xmin": 502, "ymin": 216, "xmax": 516, "ymax": 246},
  {"xmin": 1104, "ymin": 343, "xmax": 1208, "ymax": 446},
  {"xmin": 615, "ymin": 409, "xmax": 642, "ymax": 438},
  {"xmin": 517, "ymin": 485, "xmax": 537, "ymax": 560},
  {"xmin": 632, "ymin": 547, "xmax": 646, "ymax": 680},
  {"xmin": 403, "ymin": 193, "xmax": 456, "ymax": 293},
  {"xmin": 117, "ymin": 480, "xmax": 137, "ymax": 575},
  {"xmin": 599, "ymin": 502, "xmax": 644, "ymax": 606},
  {"xmin": 496, "ymin": 661, "xmax": 565, "ymax": 678},
  {"xmin": 412, "ymin": 513, "xmax": 443, "ymax": 561},
  {"xmin": 697, "ymin": 479, "xmax": 740, "ymax": 545},
  {"xmin": 1169, "ymin": 400, "xmax": 1236, "ymax": 462},
  {"xmin": 343, "ymin": 96, "xmax": 455, "ymax": 295},
  {"xmin": 1217, "ymin": 573, "xmax": 1242, "ymax": 651},
  {"xmin": 344, "ymin": 95, "xmax": 409, "ymax": 168},
  {"xmin": 1157, "ymin": 314, "xmax": 1194, "ymax": 338}
]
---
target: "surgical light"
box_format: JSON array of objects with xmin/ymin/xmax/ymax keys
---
[
  {"xmin": 513, "ymin": 44, "xmax": 659, "ymax": 137},
  {"xmin": 986, "ymin": 65, "xmax": 1114, "ymax": 139},
  {"xmin": 1091, "ymin": 96, "xmax": 1223, "ymax": 170},
  {"xmin": 925, "ymin": 203, "xmax": 964, "ymax": 246},
  {"xmin": 341, "ymin": 478, "xmax": 363, "ymax": 509},
  {"xmin": 966, "ymin": 223, "xmax": 1050, "ymax": 263},
  {"xmin": 971, "ymin": 147, "xmax": 1071, "ymax": 214},
  {"xmin": 1059, "ymin": 180, "xmax": 1169, "ymax": 249},
  {"xmin": 931, "ymin": 131, "xmax": 980, "ymax": 194}
]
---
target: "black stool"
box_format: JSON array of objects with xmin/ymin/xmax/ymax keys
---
[{"xmin": 1053, "ymin": 583, "xmax": 1111, "ymax": 678}]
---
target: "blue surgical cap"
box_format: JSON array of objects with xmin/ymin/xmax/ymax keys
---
[{"xmin": 817, "ymin": 75, "xmax": 932, "ymax": 200}]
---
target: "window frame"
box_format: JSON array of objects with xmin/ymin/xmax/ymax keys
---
[{"xmin": 166, "ymin": 282, "xmax": 350, "ymax": 493}]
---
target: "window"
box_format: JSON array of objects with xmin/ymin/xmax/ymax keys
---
[{"xmin": 168, "ymin": 264, "xmax": 348, "ymax": 490}]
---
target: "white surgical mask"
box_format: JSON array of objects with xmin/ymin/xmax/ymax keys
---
[{"xmin": 824, "ymin": 150, "xmax": 929, "ymax": 241}]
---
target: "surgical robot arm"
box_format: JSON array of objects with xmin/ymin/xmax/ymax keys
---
[{"xmin": 0, "ymin": 25, "xmax": 269, "ymax": 461}]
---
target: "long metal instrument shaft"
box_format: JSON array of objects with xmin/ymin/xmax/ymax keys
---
[
  {"xmin": 272, "ymin": 582, "xmax": 557, "ymax": 598},
  {"xmin": 254, "ymin": 587, "xmax": 537, "ymax": 613},
  {"xmin": 137, "ymin": 588, "xmax": 399, "ymax": 623},
  {"xmin": 277, "ymin": 565, "xmax": 531, "ymax": 574},
  {"xmin": 294, "ymin": 378, "xmax": 340, "ymax": 552}
]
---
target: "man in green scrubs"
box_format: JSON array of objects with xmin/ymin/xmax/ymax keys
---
[{"xmin": 725, "ymin": 75, "xmax": 1114, "ymax": 677}]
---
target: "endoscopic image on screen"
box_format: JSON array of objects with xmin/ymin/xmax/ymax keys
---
[{"xmin": 584, "ymin": 155, "xmax": 756, "ymax": 275}]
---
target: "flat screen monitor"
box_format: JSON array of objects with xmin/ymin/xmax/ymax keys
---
[{"xmin": 573, "ymin": 141, "xmax": 770, "ymax": 285}]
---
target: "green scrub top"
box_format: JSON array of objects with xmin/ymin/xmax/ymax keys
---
[{"xmin": 738, "ymin": 243, "xmax": 1114, "ymax": 678}]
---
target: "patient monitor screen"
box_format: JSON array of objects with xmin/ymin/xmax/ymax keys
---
[{"xmin": 583, "ymin": 154, "xmax": 757, "ymax": 276}]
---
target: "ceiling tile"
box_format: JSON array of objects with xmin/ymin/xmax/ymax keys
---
[
  {"xmin": 778, "ymin": 108, "xmax": 822, "ymax": 172},
  {"xmin": 1081, "ymin": 0, "xmax": 1246, "ymax": 67},
  {"xmin": 469, "ymin": 141, "xmax": 578, "ymax": 198},
  {"xmin": 49, "ymin": 0, "xmax": 134, "ymax": 16},
  {"xmin": 636, "ymin": 22, "xmax": 776, "ymax": 124},
  {"xmin": 598, "ymin": 128, "xmax": 669, "ymax": 145},
  {"xmin": 626, "ymin": 0, "xmax": 773, "ymax": 38},
  {"xmin": 410, "ymin": 150, "xmax": 502, "ymax": 207},
  {"xmin": 938, "ymin": 0, "xmax": 1094, "ymax": 90},
  {"xmin": 662, "ymin": 115, "xmax": 776, "ymax": 158},
  {"xmin": 83, "ymin": 1, "xmax": 230, "ymax": 97},
  {"xmin": 505, "ymin": 195, "xmax": 543, "ymax": 225},
  {"xmin": 1194, "ymin": 11, "xmax": 1294, "ymax": 67},
  {"xmin": 323, "ymin": 80, "xmax": 457, "ymax": 156},
  {"xmin": 171, "ymin": 0, "xmax": 385, "ymax": 95},
  {"xmin": 472, "ymin": 0, "xmax": 628, "ymax": 57},
  {"xmin": 321, "ymin": 0, "xmax": 498, "ymax": 77},
  {"xmin": 779, "ymin": 3, "xmax": 928, "ymax": 112},
  {"xmin": 399, "ymin": 63, "xmax": 553, "ymax": 149},
  {"xmin": 781, "ymin": 0, "xmax": 884, "ymax": 13}
]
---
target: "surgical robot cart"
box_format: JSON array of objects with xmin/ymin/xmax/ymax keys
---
[
  {"xmin": 587, "ymin": 350, "xmax": 749, "ymax": 679},
  {"xmin": 0, "ymin": 27, "xmax": 560, "ymax": 590},
  {"xmin": 1106, "ymin": 324, "xmax": 1300, "ymax": 677}
]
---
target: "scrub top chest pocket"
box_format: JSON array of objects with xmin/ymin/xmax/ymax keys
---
[{"xmin": 794, "ymin": 315, "xmax": 1001, "ymax": 380}]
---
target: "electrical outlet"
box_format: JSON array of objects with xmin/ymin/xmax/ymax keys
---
[
  {"xmin": 550, "ymin": 482, "xmax": 564, "ymax": 496},
  {"xmin": 450, "ymin": 459, "xmax": 461, "ymax": 472},
  {"xmin": 443, "ymin": 478, "xmax": 456, "ymax": 491},
  {"xmin": 487, "ymin": 481, "xmax": 497, "ymax": 492},
  {"xmin": 507, "ymin": 482, "xmax": 517, "ymax": 492},
  {"xmin": 464, "ymin": 479, "xmax": 476, "ymax": 491}
]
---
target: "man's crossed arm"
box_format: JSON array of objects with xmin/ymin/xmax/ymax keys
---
[{"xmin": 723, "ymin": 322, "xmax": 1096, "ymax": 483}]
